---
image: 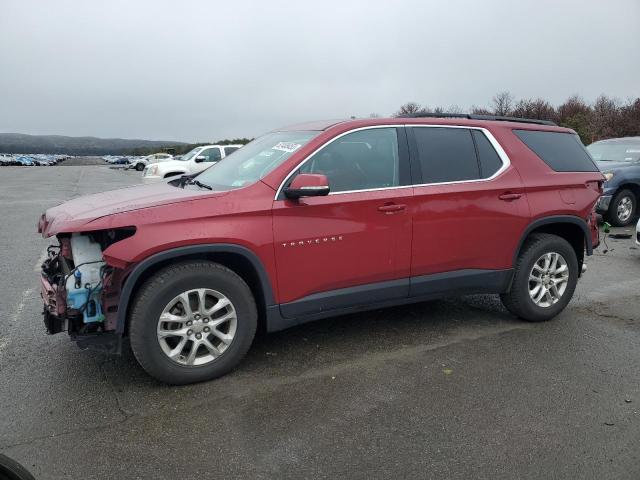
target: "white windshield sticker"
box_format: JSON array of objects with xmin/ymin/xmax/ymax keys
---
[
  {"xmin": 272, "ymin": 142, "xmax": 302, "ymax": 153},
  {"xmin": 626, "ymin": 149, "xmax": 640, "ymax": 153}
]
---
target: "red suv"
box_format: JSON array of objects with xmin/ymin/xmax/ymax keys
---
[{"xmin": 38, "ymin": 116, "xmax": 603, "ymax": 384}]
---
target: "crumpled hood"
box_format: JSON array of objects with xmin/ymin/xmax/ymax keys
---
[{"xmin": 39, "ymin": 182, "xmax": 210, "ymax": 237}]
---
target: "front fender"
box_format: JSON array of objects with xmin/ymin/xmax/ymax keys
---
[{"xmin": 114, "ymin": 244, "xmax": 276, "ymax": 335}]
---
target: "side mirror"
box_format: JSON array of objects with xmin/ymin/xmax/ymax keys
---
[
  {"xmin": 284, "ymin": 173, "xmax": 330, "ymax": 199},
  {"xmin": 195, "ymin": 155, "xmax": 207, "ymax": 163}
]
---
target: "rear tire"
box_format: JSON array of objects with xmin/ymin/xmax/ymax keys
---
[
  {"xmin": 135, "ymin": 163, "xmax": 145, "ymax": 171},
  {"xmin": 501, "ymin": 233, "xmax": 578, "ymax": 322},
  {"xmin": 129, "ymin": 261, "xmax": 257, "ymax": 384}
]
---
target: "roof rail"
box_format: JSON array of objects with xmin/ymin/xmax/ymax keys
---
[{"xmin": 400, "ymin": 112, "xmax": 557, "ymax": 126}]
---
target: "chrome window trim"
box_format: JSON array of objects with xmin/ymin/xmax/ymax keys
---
[{"xmin": 274, "ymin": 124, "xmax": 512, "ymax": 200}]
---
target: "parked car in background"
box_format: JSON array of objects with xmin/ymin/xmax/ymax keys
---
[
  {"xmin": 587, "ymin": 137, "xmax": 640, "ymax": 226},
  {"xmin": 142, "ymin": 144, "xmax": 241, "ymax": 182},
  {"xmin": 128, "ymin": 152, "xmax": 174, "ymax": 171},
  {"xmin": 102, "ymin": 155, "xmax": 130, "ymax": 165},
  {"xmin": 38, "ymin": 115, "xmax": 602, "ymax": 384},
  {"xmin": 0, "ymin": 153, "xmax": 68, "ymax": 166},
  {"xmin": 15, "ymin": 156, "xmax": 35, "ymax": 166}
]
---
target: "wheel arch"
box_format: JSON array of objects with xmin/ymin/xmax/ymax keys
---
[
  {"xmin": 514, "ymin": 216, "xmax": 592, "ymax": 272},
  {"xmin": 115, "ymin": 244, "xmax": 275, "ymax": 335}
]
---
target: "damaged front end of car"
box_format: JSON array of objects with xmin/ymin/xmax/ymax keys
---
[{"xmin": 38, "ymin": 221, "xmax": 135, "ymax": 354}]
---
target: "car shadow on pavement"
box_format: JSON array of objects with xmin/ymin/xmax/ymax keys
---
[{"xmin": 97, "ymin": 295, "xmax": 520, "ymax": 391}]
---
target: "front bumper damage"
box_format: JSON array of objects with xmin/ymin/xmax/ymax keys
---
[{"xmin": 39, "ymin": 234, "xmax": 128, "ymax": 354}]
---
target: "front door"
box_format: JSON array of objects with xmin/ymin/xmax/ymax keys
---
[{"xmin": 272, "ymin": 126, "xmax": 413, "ymax": 317}]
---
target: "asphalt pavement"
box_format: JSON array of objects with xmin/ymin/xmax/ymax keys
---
[{"xmin": 1, "ymin": 165, "xmax": 640, "ymax": 479}]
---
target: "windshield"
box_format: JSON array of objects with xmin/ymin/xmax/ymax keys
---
[
  {"xmin": 587, "ymin": 142, "xmax": 640, "ymax": 162},
  {"xmin": 179, "ymin": 147, "xmax": 204, "ymax": 162},
  {"xmin": 194, "ymin": 131, "xmax": 317, "ymax": 190}
]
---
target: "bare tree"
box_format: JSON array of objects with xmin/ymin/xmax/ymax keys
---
[
  {"xmin": 470, "ymin": 105, "xmax": 492, "ymax": 115},
  {"xmin": 492, "ymin": 91, "xmax": 514, "ymax": 116},
  {"xmin": 557, "ymin": 94, "xmax": 589, "ymax": 122},
  {"xmin": 620, "ymin": 98, "xmax": 640, "ymax": 137},
  {"xmin": 395, "ymin": 102, "xmax": 422, "ymax": 117},
  {"xmin": 590, "ymin": 95, "xmax": 621, "ymax": 142},
  {"xmin": 392, "ymin": 93, "xmax": 640, "ymax": 145},
  {"xmin": 511, "ymin": 98, "xmax": 554, "ymax": 120}
]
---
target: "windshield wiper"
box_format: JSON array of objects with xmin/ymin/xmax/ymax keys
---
[{"xmin": 186, "ymin": 178, "xmax": 213, "ymax": 190}]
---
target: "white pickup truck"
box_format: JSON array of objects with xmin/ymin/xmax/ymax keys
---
[{"xmin": 142, "ymin": 144, "xmax": 242, "ymax": 182}]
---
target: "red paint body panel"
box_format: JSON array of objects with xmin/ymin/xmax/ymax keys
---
[
  {"xmin": 100, "ymin": 181, "xmax": 281, "ymax": 301},
  {"xmin": 272, "ymin": 187, "xmax": 413, "ymax": 303},
  {"xmin": 487, "ymin": 124, "xmax": 603, "ymax": 222},
  {"xmin": 39, "ymin": 118, "xmax": 603, "ymax": 319},
  {"xmin": 410, "ymin": 165, "xmax": 529, "ymax": 276}
]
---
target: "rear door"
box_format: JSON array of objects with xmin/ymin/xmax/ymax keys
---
[
  {"xmin": 272, "ymin": 126, "xmax": 413, "ymax": 316},
  {"xmin": 408, "ymin": 126, "xmax": 530, "ymax": 294}
]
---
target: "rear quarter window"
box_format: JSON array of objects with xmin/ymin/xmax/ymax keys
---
[
  {"xmin": 514, "ymin": 130, "xmax": 598, "ymax": 172},
  {"xmin": 472, "ymin": 130, "xmax": 503, "ymax": 178},
  {"xmin": 224, "ymin": 146, "xmax": 239, "ymax": 156}
]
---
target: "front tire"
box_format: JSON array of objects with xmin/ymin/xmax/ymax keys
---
[
  {"xmin": 501, "ymin": 233, "xmax": 578, "ymax": 322},
  {"xmin": 129, "ymin": 261, "xmax": 257, "ymax": 384},
  {"xmin": 606, "ymin": 189, "xmax": 636, "ymax": 227},
  {"xmin": 135, "ymin": 162, "xmax": 145, "ymax": 171}
]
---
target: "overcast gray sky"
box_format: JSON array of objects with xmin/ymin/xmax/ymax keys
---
[{"xmin": 1, "ymin": 0, "xmax": 639, "ymax": 142}]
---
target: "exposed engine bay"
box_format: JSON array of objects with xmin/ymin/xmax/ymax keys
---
[{"xmin": 40, "ymin": 230, "xmax": 131, "ymax": 352}]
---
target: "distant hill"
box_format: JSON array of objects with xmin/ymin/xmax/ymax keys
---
[{"xmin": 0, "ymin": 132, "xmax": 187, "ymax": 155}]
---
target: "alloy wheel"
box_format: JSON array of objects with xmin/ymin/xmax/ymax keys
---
[
  {"xmin": 156, "ymin": 288, "xmax": 237, "ymax": 366},
  {"xmin": 528, "ymin": 252, "xmax": 570, "ymax": 308}
]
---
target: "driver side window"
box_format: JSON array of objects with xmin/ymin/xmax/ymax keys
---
[
  {"xmin": 299, "ymin": 128, "xmax": 400, "ymax": 193},
  {"xmin": 199, "ymin": 148, "xmax": 222, "ymax": 163}
]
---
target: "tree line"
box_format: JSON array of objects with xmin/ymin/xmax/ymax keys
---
[{"xmin": 394, "ymin": 93, "xmax": 640, "ymax": 145}]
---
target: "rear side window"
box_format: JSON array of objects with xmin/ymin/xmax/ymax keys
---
[
  {"xmin": 413, "ymin": 127, "xmax": 479, "ymax": 183},
  {"xmin": 514, "ymin": 130, "xmax": 598, "ymax": 172},
  {"xmin": 224, "ymin": 146, "xmax": 239, "ymax": 156},
  {"xmin": 472, "ymin": 130, "xmax": 503, "ymax": 178}
]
